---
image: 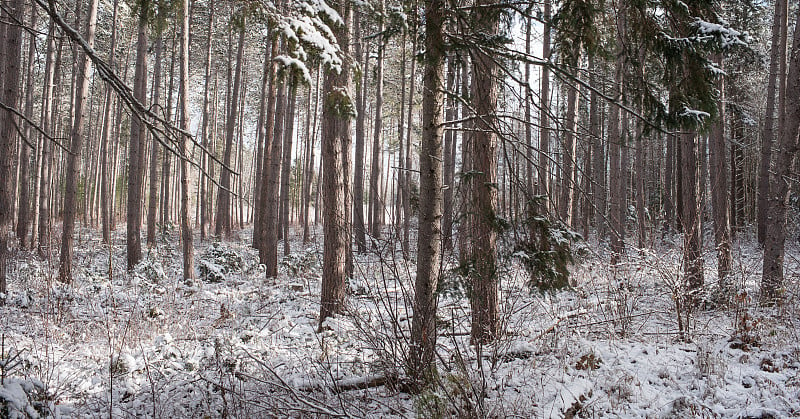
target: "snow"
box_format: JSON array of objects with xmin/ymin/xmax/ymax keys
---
[{"xmin": 1, "ymin": 227, "xmax": 799, "ymax": 416}]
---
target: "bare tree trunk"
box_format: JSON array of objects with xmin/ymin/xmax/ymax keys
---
[
  {"xmin": 302, "ymin": 70, "xmax": 320, "ymax": 244},
  {"xmin": 559, "ymin": 74, "xmax": 579, "ymax": 226},
  {"xmin": 403, "ymin": 35, "xmax": 417, "ymax": 258},
  {"xmin": 352, "ymin": 15, "xmax": 367, "ymax": 252},
  {"xmin": 757, "ymin": 0, "xmax": 788, "ymax": 246},
  {"xmin": 369, "ymin": 8, "xmax": 385, "ymax": 241},
  {"xmin": 98, "ymin": 0, "xmax": 119, "ymax": 245},
  {"xmin": 537, "ymin": 0, "xmax": 552, "ymax": 209},
  {"xmin": 468, "ymin": 0, "xmax": 500, "ymax": 344},
  {"xmin": 409, "ymin": 0, "xmax": 445, "ymax": 383},
  {"xmin": 608, "ymin": 55, "xmax": 625, "ymax": 263},
  {"xmin": 58, "ymin": 0, "xmax": 98, "ymax": 282},
  {"xmin": 16, "ymin": 5, "xmax": 36, "ymax": 249},
  {"xmin": 0, "ymin": 0, "xmax": 23, "ymax": 295},
  {"xmin": 319, "ymin": 0, "xmax": 353, "ymax": 330},
  {"xmin": 216, "ymin": 20, "xmax": 245, "ymax": 239},
  {"xmin": 442, "ymin": 56, "xmax": 456, "ymax": 252},
  {"xmin": 761, "ymin": 8, "xmax": 800, "ymax": 304},
  {"xmin": 127, "ymin": 6, "xmax": 148, "ymax": 270},
  {"xmin": 257, "ymin": 36, "xmax": 279, "ymax": 267},
  {"xmin": 200, "ymin": 0, "xmax": 215, "ymax": 242},
  {"xmin": 280, "ymin": 85, "xmax": 298, "ymax": 255},
  {"xmin": 709, "ymin": 54, "xmax": 732, "ymax": 290},
  {"xmin": 178, "ymin": 0, "xmax": 194, "ymax": 281},
  {"xmin": 146, "ymin": 34, "xmax": 163, "ymax": 247},
  {"xmin": 681, "ymin": 129, "xmax": 704, "ymax": 295},
  {"xmin": 589, "ymin": 56, "xmax": 606, "ymax": 238}
]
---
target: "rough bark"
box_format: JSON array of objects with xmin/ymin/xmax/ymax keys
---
[
  {"xmin": 146, "ymin": 35, "xmax": 163, "ymax": 247},
  {"xmin": 216, "ymin": 20, "xmax": 246, "ymax": 238},
  {"xmin": 409, "ymin": 0, "xmax": 445, "ymax": 382},
  {"xmin": 757, "ymin": 0, "xmax": 788, "ymax": 245},
  {"xmin": 469, "ymin": 0, "xmax": 500, "ymax": 344},
  {"xmin": 761, "ymin": 8, "xmax": 800, "ymax": 304},
  {"xmin": 178, "ymin": 0, "xmax": 194, "ymax": 280},
  {"xmin": 352, "ymin": 14, "xmax": 367, "ymax": 252},
  {"xmin": 58, "ymin": 0, "xmax": 99, "ymax": 282},
  {"xmin": 369, "ymin": 8, "xmax": 385, "ymax": 241},
  {"xmin": 709, "ymin": 55, "xmax": 732, "ymax": 289},
  {"xmin": 319, "ymin": 0, "xmax": 353, "ymax": 330},
  {"xmin": 127, "ymin": 6, "xmax": 148, "ymax": 270}
]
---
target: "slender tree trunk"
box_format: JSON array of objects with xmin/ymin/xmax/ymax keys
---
[
  {"xmin": 200, "ymin": 0, "xmax": 215, "ymax": 242},
  {"xmin": 319, "ymin": 0, "xmax": 353, "ymax": 330},
  {"xmin": 468, "ymin": 0, "xmax": 500, "ymax": 344},
  {"xmin": 216, "ymin": 20, "xmax": 245, "ymax": 238},
  {"xmin": 0, "ymin": 0, "xmax": 23, "ymax": 295},
  {"xmin": 761, "ymin": 8, "xmax": 800, "ymax": 304},
  {"xmin": 303, "ymin": 69, "xmax": 320, "ymax": 244},
  {"xmin": 409, "ymin": 0, "xmax": 445, "ymax": 382},
  {"xmin": 16, "ymin": 5, "xmax": 36, "ymax": 249},
  {"xmin": 681, "ymin": 129, "xmax": 704, "ymax": 295},
  {"xmin": 442, "ymin": 56, "xmax": 456, "ymax": 251},
  {"xmin": 178, "ymin": 0, "xmax": 194, "ymax": 280},
  {"xmin": 537, "ymin": 0, "xmax": 552, "ymax": 209},
  {"xmin": 58, "ymin": 0, "xmax": 99, "ymax": 282},
  {"xmin": 280, "ymin": 85, "xmax": 298, "ymax": 255},
  {"xmin": 127, "ymin": 5, "xmax": 148, "ymax": 270},
  {"xmin": 352, "ymin": 14, "xmax": 367, "ymax": 252},
  {"xmin": 757, "ymin": 0, "xmax": 788, "ymax": 246},
  {"xmin": 559, "ymin": 72, "xmax": 580, "ymax": 226},
  {"xmin": 369, "ymin": 9, "xmax": 385, "ymax": 241},
  {"xmin": 709, "ymin": 55, "xmax": 732, "ymax": 290},
  {"xmin": 146, "ymin": 35, "xmax": 163, "ymax": 247},
  {"xmin": 609, "ymin": 54, "xmax": 625, "ymax": 263}
]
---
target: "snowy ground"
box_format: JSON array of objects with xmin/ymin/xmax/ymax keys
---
[{"xmin": 1, "ymin": 225, "xmax": 799, "ymax": 418}]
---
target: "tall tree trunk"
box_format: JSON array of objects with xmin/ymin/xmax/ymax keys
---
[
  {"xmin": 469, "ymin": 0, "xmax": 500, "ymax": 344},
  {"xmin": 303, "ymin": 69, "xmax": 320, "ymax": 244},
  {"xmin": 147, "ymin": 34, "xmax": 163, "ymax": 247},
  {"xmin": 319, "ymin": 0, "xmax": 353, "ymax": 330},
  {"xmin": 441, "ymin": 56, "xmax": 456, "ymax": 251},
  {"xmin": 409, "ymin": 0, "xmax": 445, "ymax": 382},
  {"xmin": 16, "ymin": 5, "xmax": 36, "ymax": 249},
  {"xmin": 352, "ymin": 14, "xmax": 367, "ymax": 252},
  {"xmin": 757, "ymin": 0, "xmax": 788, "ymax": 246},
  {"xmin": 38, "ymin": 27, "xmax": 61, "ymax": 256},
  {"xmin": 99, "ymin": 0, "xmax": 119, "ymax": 245},
  {"xmin": 280, "ymin": 85, "xmax": 298, "ymax": 255},
  {"xmin": 200, "ymin": 0, "xmax": 215, "ymax": 242},
  {"xmin": 127, "ymin": 5, "xmax": 148, "ymax": 270},
  {"xmin": 403, "ymin": 35, "xmax": 417, "ymax": 258},
  {"xmin": 257, "ymin": 36, "xmax": 279, "ymax": 266},
  {"xmin": 761, "ymin": 8, "xmax": 800, "ymax": 304},
  {"xmin": 709, "ymin": 55, "xmax": 732, "ymax": 290},
  {"xmin": 608, "ymin": 55, "xmax": 625, "ymax": 263},
  {"xmin": 0, "ymin": 0, "xmax": 23, "ymax": 295},
  {"xmin": 559, "ymin": 74, "xmax": 579, "ymax": 226},
  {"xmin": 589, "ymin": 56, "xmax": 606, "ymax": 238},
  {"xmin": 537, "ymin": 0, "xmax": 552, "ymax": 209},
  {"xmin": 216, "ymin": 20, "xmax": 246, "ymax": 238},
  {"xmin": 681, "ymin": 129, "xmax": 704, "ymax": 295},
  {"xmin": 369, "ymin": 9, "xmax": 385, "ymax": 241},
  {"xmin": 58, "ymin": 0, "xmax": 99, "ymax": 282},
  {"xmin": 178, "ymin": 0, "xmax": 194, "ymax": 280}
]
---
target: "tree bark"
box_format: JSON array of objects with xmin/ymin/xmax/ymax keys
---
[
  {"xmin": 319, "ymin": 0, "xmax": 353, "ymax": 330},
  {"xmin": 58, "ymin": 0, "xmax": 99, "ymax": 282},
  {"xmin": 409, "ymin": 0, "xmax": 445, "ymax": 382},
  {"xmin": 127, "ymin": 5, "xmax": 148, "ymax": 270},
  {"xmin": 757, "ymin": 0, "xmax": 788, "ymax": 246},
  {"xmin": 369, "ymin": 7, "xmax": 385, "ymax": 241},
  {"xmin": 178, "ymin": 0, "xmax": 194, "ymax": 280},
  {"xmin": 146, "ymin": 34, "xmax": 163, "ymax": 247},
  {"xmin": 709, "ymin": 54, "xmax": 732, "ymax": 290},
  {"xmin": 761, "ymin": 7, "xmax": 800, "ymax": 304},
  {"xmin": 353, "ymin": 14, "xmax": 367, "ymax": 252},
  {"xmin": 216, "ymin": 20, "xmax": 246, "ymax": 238},
  {"xmin": 468, "ymin": 0, "xmax": 500, "ymax": 344}
]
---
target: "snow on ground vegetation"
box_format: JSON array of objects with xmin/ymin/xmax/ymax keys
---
[{"xmin": 1, "ymin": 226, "xmax": 799, "ymax": 417}]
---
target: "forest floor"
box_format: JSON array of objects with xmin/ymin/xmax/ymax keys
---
[{"xmin": 1, "ymin": 224, "xmax": 799, "ymax": 418}]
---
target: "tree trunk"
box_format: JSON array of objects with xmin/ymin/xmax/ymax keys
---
[
  {"xmin": 216, "ymin": 20, "xmax": 245, "ymax": 239},
  {"xmin": 146, "ymin": 34, "xmax": 163, "ymax": 247},
  {"xmin": 200, "ymin": 0, "xmax": 215, "ymax": 242},
  {"xmin": 681, "ymin": 130, "xmax": 704, "ymax": 295},
  {"xmin": 469, "ymin": 0, "xmax": 500, "ymax": 344},
  {"xmin": 319, "ymin": 0, "xmax": 353, "ymax": 330},
  {"xmin": 537, "ymin": 0, "xmax": 552, "ymax": 209},
  {"xmin": 178, "ymin": 0, "xmax": 194, "ymax": 280},
  {"xmin": 559, "ymin": 75, "xmax": 579, "ymax": 226},
  {"xmin": 127, "ymin": 6, "xmax": 148, "ymax": 270},
  {"xmin": 58, "ymin": 0, "xmax": 99, "ymax": 282},
  {"xmin": 757, "ymin": 0, "xmax": 788, "ymax": 246},
  {"xmin": 353, "ymin": 14, "xmax": 367, "ymax": 252},
  {"xmin": 409, "ymin": 0, "xmax": 445, "ymax": 382},
  {"xmin": 369, "ymin": 9, "xmax": 385, "ymax": 241},
  {"xmin": 0, "ymin": 0, "xmax": 23, "ymax": 295},
  {"xmin": 709, "ymin": 55, "xmax": 732, "ymax": 290},
  {"xmin": 761, "ymin": 8, "xmax": 800, "ymax": 304},
  {"xmin": 280, "ymin": 85, "xmax": 298, "ymax": 255},
  {"xmin": 608, "ymin": 54, "xmax": 625, "ymax": 263},
  {"xmin": 16, "ymin": 5, "xmax": 36, "ymax": 249}
]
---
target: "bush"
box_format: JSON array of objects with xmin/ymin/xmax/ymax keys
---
[{"xmin": 198, "ymin": 242, "xmax": 243, "ymax": 283}]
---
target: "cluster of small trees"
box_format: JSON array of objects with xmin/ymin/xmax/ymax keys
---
[{"xmin": 0, "ymin": 0, "xmax": 798, "ymax": 389}]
